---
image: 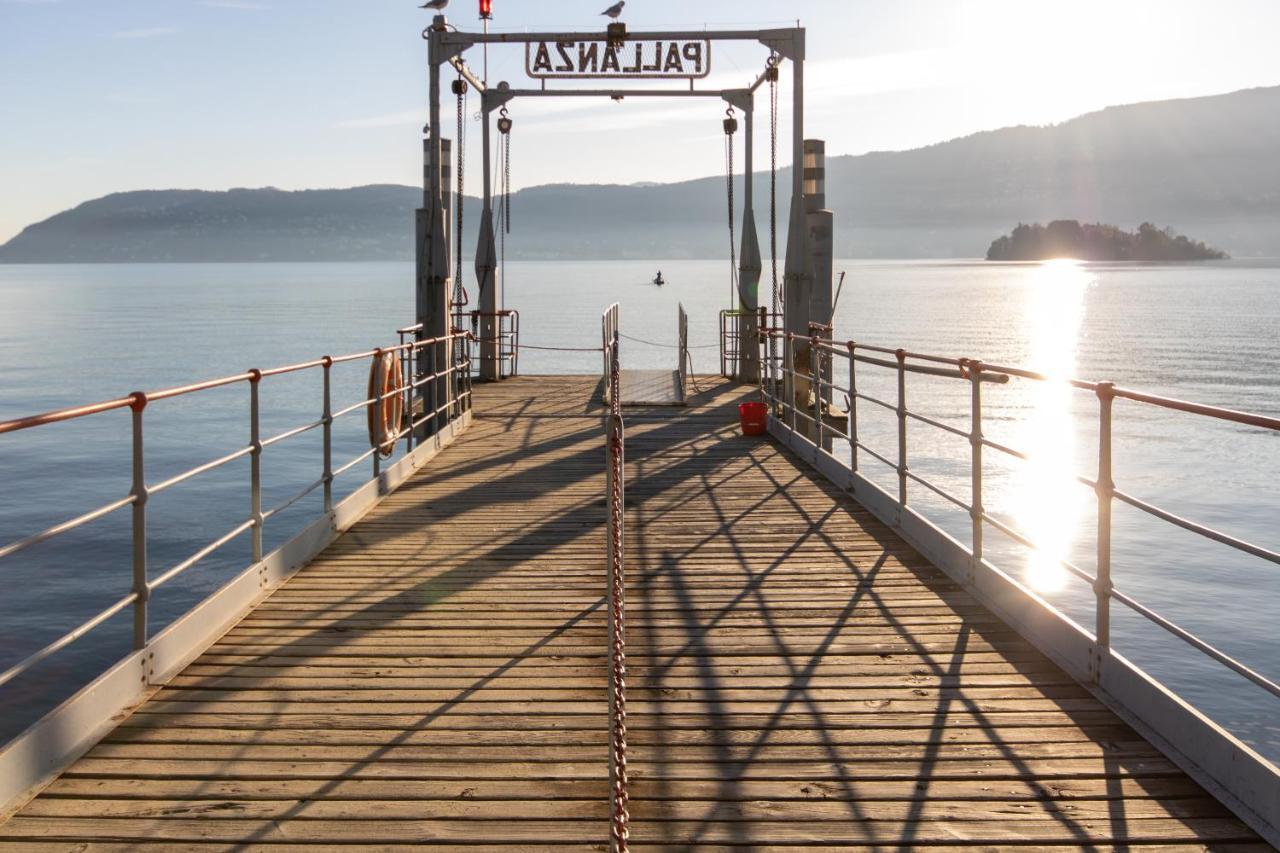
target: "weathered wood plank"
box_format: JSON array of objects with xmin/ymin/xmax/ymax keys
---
[{"xmin": 0, "ymin": 376, "xmax": 1259, "ymax": 849}]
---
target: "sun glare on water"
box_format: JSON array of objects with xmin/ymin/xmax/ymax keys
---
[{"xmin": 1012, "ymin": 260, "xmax": 1091, "ymax": 593}]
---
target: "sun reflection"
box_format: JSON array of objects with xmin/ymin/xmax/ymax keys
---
[{"xmin": 1014, "ymin": 260, "xmax": 1090, "ymax": 593}]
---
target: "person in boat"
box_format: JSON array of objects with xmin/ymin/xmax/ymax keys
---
[{"xmin": 654, "ymin": 270, "xmax": 665, "ymax": 285}]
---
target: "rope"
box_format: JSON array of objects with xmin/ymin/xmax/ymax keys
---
[
  {"xmin": 683, "ymin": 348, "xmax": 707, "ymax": 396},
  {"xmin": 472, "ymin": 337, "xmax": 601, "ymax": 353},
  {"xmin": 619, "ymin": 332, "xmax": 716, "ymax": 350},
  {"xmin": 515, "ymin": 343, "xmax": 601, "ymax": 352}
]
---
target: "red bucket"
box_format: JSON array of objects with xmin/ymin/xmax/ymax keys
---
[{"xmin": 738, "ymin": 401, "xmax": 768, "ymax": 436}]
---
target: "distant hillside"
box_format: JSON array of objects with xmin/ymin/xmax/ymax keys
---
[{"xmin": 3, "ymin": 85, "xmax": 1280, "ymax": 261}]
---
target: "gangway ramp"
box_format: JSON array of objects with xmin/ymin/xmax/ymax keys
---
[{"xmin": 0, "ymin": 375, "xmax": 1264, "ymax": 849}]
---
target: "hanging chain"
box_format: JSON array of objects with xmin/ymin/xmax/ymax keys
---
[
  {"xmin": 500, "ymin": 131, "xmax": 506, "ymax": 287},
  {"xmin": 768, "ymin": 54, "xmax": 780, "ymax": 320},
  {"xmin": 503, "ymin": 116, "xmax": 512, "ymax": 235},
  {"xmin": 606, "ymin": 341, "xmax": 630, "ymax": 852},
  {"xmin": 497, "ymin": 105, "xmax": 511, "ymax": 303},
  {"xmin": 724, "ymin": 107, "xmax": 738, "ymax": 310},
  {"xmin": 454, "ymin": 74, "xmax": 467, "ymax": 310}
]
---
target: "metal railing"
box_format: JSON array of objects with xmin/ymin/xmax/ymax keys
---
[
  {"xmin": 718, "ymin": 308, "xmax": 747, "ymax": 377},
  {"xmin": 603, "ymin": 316, "xmax": 630, "ymax": 852},
  {"xmin": 602, "ymin": 302, "xmax": 620, "ymax": 405},
  {"xmin": 0, "ymin": 329, "xmax": 473, "ymax": 694},
  {"xmin": 677, "ymin": 302, "xmax": 689, "ymax": 397},
  {"xmin": 758, "ymin": 327, "xmax": 1280, "ymax": 699},
  {"xmin": 470, "ymin": 308, "xmax": 521, "ymax": 377}
]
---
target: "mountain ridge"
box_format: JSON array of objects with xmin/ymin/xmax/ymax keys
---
[{"xmin": 3, "ymin": 84, "xmax": 1279, "ymax": 262}]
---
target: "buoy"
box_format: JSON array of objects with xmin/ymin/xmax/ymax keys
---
[{"xmin": 367, "ymin": 350, "xmax": 405, "ymax": 457}]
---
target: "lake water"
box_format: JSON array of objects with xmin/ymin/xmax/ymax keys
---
[{"xmin": 0, "ymin": 259, "xmax": 1277, "ymax": 762}]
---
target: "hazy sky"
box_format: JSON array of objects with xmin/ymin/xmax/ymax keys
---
[{"xmin": 2, "ymin": 0, "xmax": 1279, "ymax": 243}]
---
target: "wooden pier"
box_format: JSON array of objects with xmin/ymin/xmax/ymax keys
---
[{"xmin": 0, "ymin": 376, "xmax": 1266, "ymax": 849}]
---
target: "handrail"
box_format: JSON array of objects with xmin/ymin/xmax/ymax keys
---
[
  {"xmin": 601, "ymin": 303, "xmax": 620, "ymax": 405},
  {"xmin": 757, "ymin": 326, "xmax": 1280, "ymax": 706},
  {"xmin": 677, "ymin": 303, "xmax": 689, "ymax": 397},
  {"xmin": 603, "ymin": 327, "xmax": 630, "ymax": 852},
  {"xmin": 0, "ymin": 330, "xmax": 473, "ymax": 694}
]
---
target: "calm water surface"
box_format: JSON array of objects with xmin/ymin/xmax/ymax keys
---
[{"xmin": 0, "ymin": 259, "xmax": 1277, "ymax": 759}]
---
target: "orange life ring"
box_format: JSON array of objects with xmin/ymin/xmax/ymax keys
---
[{"xmin": 367, "ymin": 350, "xmax": 405, "ymax": 457}]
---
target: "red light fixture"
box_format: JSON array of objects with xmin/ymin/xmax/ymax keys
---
[{"xmin": 479, "ymin": 0, "xmax": 491, "ymax": 19}]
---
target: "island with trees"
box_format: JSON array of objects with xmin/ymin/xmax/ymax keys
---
[{"xmin": 986, "ymin": 221, "xmax": 1228, "ymax": 261}]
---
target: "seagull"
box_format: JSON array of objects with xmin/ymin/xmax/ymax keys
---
[
  {"xmin": 420, "ymin": 0, "xmax": 448, "ymax": 10},
  {"xmin": 601, "ymin": 1, "xmax": 625, "ymax": 19}
]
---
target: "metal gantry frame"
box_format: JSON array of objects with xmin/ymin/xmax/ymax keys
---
[{"xmin": 419, "ymin": 17, "xmax": 813, "ymax": 387}]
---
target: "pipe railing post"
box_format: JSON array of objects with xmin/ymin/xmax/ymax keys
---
[
  {"xmin": 405, "ymin": 342, "xmax": 416, "ymax": 452},
  {"xmin": 1093, "ymin": 381, "xmax": 1115, "ymax": 683},
  {"xmin": 968, "ymin": 360, "xmax": 984, "ymax": 585},
  {"xmin": 249, "ymin": 370, "xmax": 263, "ymax": 563},
  {"xmin": 784, "ymin": 334, "xmax": 796, "ymax": 435},
  {"xmin": 811, "ymin": 334, "xmax": 823, "ymax": 450},
  {"xmin": 372, "ymin": 349, "xmax": 383, "ymax": 482},
  {"xmin": 321, "ymin": 357, "xmax": 333, "ymax": 514},
  {"xmin": 847, "ymin": 341, "xmax": 858, "ymax": 473},
  {"xmin": 895, "ymin": 348, "xmax": 908, "ymax": 507},
  {"xmin": 129, "ymin": 393, "xmax": 149, "ymax": 651}
]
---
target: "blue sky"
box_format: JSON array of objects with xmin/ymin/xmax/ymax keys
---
[{"xmin": 2, "ymin": 0, "xmax": 1279, "ymax": 242}]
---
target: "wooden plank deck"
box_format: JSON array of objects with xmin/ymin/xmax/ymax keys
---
[
  {"xmin": 0, "ymin": 375, "xmax": 1266, "ymax": 851},
  {"xmin": 621, "ymin": 368, "xmax": 685, "ymax": 406}
]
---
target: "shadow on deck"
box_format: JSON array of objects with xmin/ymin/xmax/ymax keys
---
[{"xmin": 0, "ymin": 376, "xmax": 1264, "ymax": 850}]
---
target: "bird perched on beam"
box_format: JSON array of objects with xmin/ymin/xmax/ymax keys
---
[
  {"xmin": 420, "ymin": 0, "xmax": 448, "ymax": 10},
  {"xmin": 600, "ymin": 1, "xmax": 625, "ymax": 19}
]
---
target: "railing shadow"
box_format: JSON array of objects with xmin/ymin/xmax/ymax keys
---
[{"xmin": 43, "ymin": 375, "xmax": 1230, "ymax": 848}]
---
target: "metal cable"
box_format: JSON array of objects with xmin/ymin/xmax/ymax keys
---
[
  {"xmin": 724, "ymin": 111, "xmax": 738, "ymax": 310},
  {"xmin": 769, "ymin": 59, "xmax": 779, "ymax": 317},
  {"xmin": 619, "ymin": 332, "xmax": 716, "ymax": 350}
]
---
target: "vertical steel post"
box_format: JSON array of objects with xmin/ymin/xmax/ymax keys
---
[
  {"xmin": 249, "ymin": 371, "xmax": 263, "ymax": 563},
  {"xmin": 896, "ymin": 349, "xmax": 908, "ymax": 507},
  {"xmin": 404, "ymin": 343, "xmax": 415, "ymax": 452},
  {"xmin": 1093, "ymin": 382, "xmax": 1115, "ymax": 682},
  {"xmin": 755, "ymin": 308, "xmax": 764, "ymax": 394},
  {"xmin": 736, "ymin": 99, "xmax": 761, "ymax": 383},
  {"xmin": 129, "ymin": 394, "xmax": 148, "ymax": 651},
  {"xmin": 425, "ymin": 17, "xmax": 452, "ymax": 431},
  {"xmin": 778, "ymin": 333, "xmax": 788, "ymax": 432},
  {"xmin": 968, "ymin": 361, "xmax": 984, "ymax": 584},
  {"xmin": 322, "ymin": 358, "xmax": 333, "ymax": 514},
  {"xmin": 476, "ymin": 93, "xmax": 501, "ymax": 382},
  {"xmin": 847, "ymin": 341, "xmax": 857, "ymax": 473},
  {"xmin": 781, "ymin": 37, "xmax": 810, "ymax": 421},
  {"xmin": 811, "ymin": 335, "xmax": 823, "ymax": 449},
  {"xmin": 372, "ymin": 350, "xmax": 383, "ymax": 482}
]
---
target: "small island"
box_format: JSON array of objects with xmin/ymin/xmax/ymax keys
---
[{"xmin": 986, "ymin": 220, "xmax": 1228, "ymax": 262}]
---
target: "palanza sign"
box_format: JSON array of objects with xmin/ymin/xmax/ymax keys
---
[{"xmin": 525, "ymin": 39, "xmax": 712, "ymax": 80}]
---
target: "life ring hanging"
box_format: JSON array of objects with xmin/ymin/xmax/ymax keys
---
[{"xmin": 367, "ymin": 350, "xmax": 405, "ymax": 457}]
